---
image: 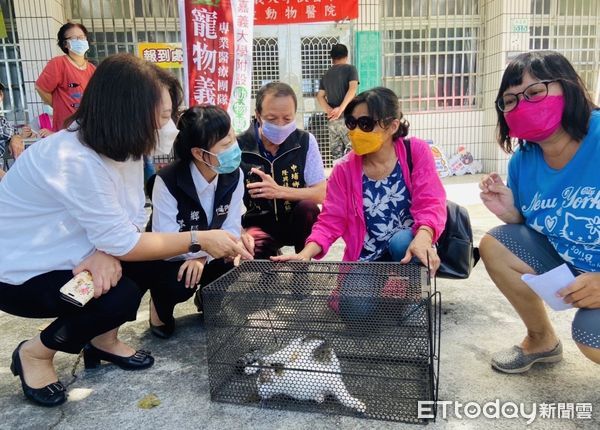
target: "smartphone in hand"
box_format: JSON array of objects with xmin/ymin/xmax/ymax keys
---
[
  {"xmin": 59, "ymin": 271, "xmax": 95, "ymax": 307},
  {"xmin": 247, "ymin": 166, "xmax": 264, "ymax": 183}
]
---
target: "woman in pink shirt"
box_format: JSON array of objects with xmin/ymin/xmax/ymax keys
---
[
  {"xmin": 35, "ymin": 22, "xmax": 96, "ymax": 134},
  {"xmin": 274, "ymin": 87, "xmax": 446, "ymax": 274}
]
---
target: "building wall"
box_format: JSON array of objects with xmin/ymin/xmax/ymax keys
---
[
  {"xmin": 14, "ymin": 0, "xmax": 66, "ymax": 121},
  {"xmin": 2, "ymin": 0, "xmax": 599, "ymax": 173}
]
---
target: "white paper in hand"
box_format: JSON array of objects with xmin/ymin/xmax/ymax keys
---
[{"xmin": 521, "ymin": 264, "xmax": 575, "ymax": 311}]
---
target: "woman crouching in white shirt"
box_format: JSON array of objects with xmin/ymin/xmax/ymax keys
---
[
  {"xmin": 147, "ymin": 105, "xmax": 251, "ymax": 338},
  {"xmin": 0, "ymin": 54, "xmax": 251, "ymax": 407}
]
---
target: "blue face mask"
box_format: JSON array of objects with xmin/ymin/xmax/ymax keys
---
[
  {"xmin": 203, "ymin": 142, "xmax": 242, "ymax": 174},
  {"xmin": 68, "ymin": 39, "xmax": 89, "ymax": 56},
  {"xmin": 260, "ymin": 119, "xmax": 297, "ymax": 145}
]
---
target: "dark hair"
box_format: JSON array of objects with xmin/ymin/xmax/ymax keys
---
[
  {"xmin": 68, "ymin": 53, "xmax": 163, "ymax": 161},
  {"xmin": 0, "ymin": 82, "xmax": 4, "ymax": 92},
  {"xmin": 496, "ymin": 50, "xmax": 597, "ymax": 153},
  {"xmin": 330, "ymin": 44, "xmax": 348, "ymax": 60},
  {"xmin": 57, "ymin": 22, "xmax": 89, "ymax": 55},
  {"xmin": 344, "ymin": 87, "xmax": 410, "ymax": 140},
  {"xmin": 156, "ymin": 70, "xmax": 184, "ymax": 122},
  {"xmin": 174, "ymin": 105, "xmax": 231, "ymax": 163},
  {"xmin": 255, "ymin": 82, "xmax": 297, "ymax": 114}
]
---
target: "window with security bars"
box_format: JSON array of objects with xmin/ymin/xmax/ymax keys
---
[
  {"xmin": 303, "ymin": 112, "xmax": 331, "ymax": 166},
  {"xmin": 70, "ymin": 0, "xmax": 176, "ymax": 18},
  {"xmin": 300, "ymin": 36, "xmax": 338, "ymax": 97},
  {"xmin": 381, "ymin": 0, "xmax": 481, "ymax": 112},
  {"xmin": 67, "ymin": 0, "xmax": 181, "ymax": 68},
  {"xmin": 529, "ymin": 0, "xmax": 599, "ymax": 95},
  {"xmin": 252, "ymin": 38, "xmax": 280, "ymax": 98},
  {"xmin": 384, "ymin": 0, "xmax": 478, "ymax": 17},
  {"xmin": 0, "ymin": 0, "xmax": 27, "ymax": 125},
  {"xmin": 67, "ymin": 0, "xmax": 182, "ymax": 169}
]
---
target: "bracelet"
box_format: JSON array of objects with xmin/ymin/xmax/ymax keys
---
[{"xmin": 416, "ymin": 226, "xmax": 434, "ymax": 240}]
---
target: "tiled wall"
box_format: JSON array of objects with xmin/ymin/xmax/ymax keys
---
[{"xmin": 14, "ymin": 0, "xmax": 65, "ymax": 120}]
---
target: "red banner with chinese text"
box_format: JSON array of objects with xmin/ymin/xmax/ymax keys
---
[
  {"xmin": 254, "ymin": 0, "xmax": 358, "ymax": 25},
  {"xmin": 179, "ymin": 0, "xmax": 254, "ymax": 133}
]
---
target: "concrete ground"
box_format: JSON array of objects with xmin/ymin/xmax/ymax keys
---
[{"xmin": 0, "ymin": 174, "xmax": 598, "ymax": 430}]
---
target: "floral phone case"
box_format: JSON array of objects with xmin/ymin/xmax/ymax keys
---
[{"xmin": 59, "ymin": 271, "xmax": 95, "ymax": 307}]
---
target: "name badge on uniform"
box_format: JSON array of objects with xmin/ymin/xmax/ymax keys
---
[{"xmin": 216, "ymin": 204, "xmax": 230, "ymax": 216}]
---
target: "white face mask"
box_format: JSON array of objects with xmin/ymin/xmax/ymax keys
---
[{"xmin": 155, "ymin": 119, "xmax": 178, "ymax": 155}]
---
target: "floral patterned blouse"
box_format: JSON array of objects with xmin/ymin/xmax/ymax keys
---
[
  {"xmin": 0, "ymin": 116, "xmax": 15, "ymax": 158},
  {"xmin": 359, "ymin": 163, "xmax": 413, "ymax": 261}
]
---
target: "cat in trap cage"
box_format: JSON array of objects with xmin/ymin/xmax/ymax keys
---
[{"xmin": 243, "ymin": 335, "xmax": 366, "ymax": 413}]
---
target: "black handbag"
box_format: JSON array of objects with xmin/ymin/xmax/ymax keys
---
[{"xmin": 403, "ymin": 139, "xmax": 479, "ymax": 279}]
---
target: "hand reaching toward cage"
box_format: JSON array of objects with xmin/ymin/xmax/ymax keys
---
[
  {"xmin": 232, "ymin": 231, "xmax": 255, "ymax": 266},
  {"xmin": 400, "ymin": 228, "xmax": 440, "ymax": 277},
  {"xmin": 271, "ymin": 242, "xmax": 322, "ymax": 262}
]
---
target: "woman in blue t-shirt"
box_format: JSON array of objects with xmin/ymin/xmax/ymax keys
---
[{"xmin": 479, "ymin": 51, "xmax": 600, "ymax": 373}]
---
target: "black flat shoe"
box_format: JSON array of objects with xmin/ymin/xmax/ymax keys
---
[
  {"xmin": 149, "ymin": 319, "xmax": 175, "ymax": 339},
  {"xmin": 82, "ymin": 344, "xmax": 154, "ymax": 371},
  {"xmin": 10, "ymin": 341, "xmax": 67, "ymax": 407},
  {"xmin": 148, "ymin": 298, "xmax": 175, "ymax": 339},
  {"xmin": 193, "ymin": 291, "xmax": 203, "ymax": 313}
]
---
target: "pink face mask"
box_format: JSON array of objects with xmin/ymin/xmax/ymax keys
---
[{"xmin": 505, "ymin": 95, "xmax": 565, "ymax": 142}]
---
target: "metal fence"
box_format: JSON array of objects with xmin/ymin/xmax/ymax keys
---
[{"xmin": 3, "ymin": 0, "xmax": 598, "ymax": 172}]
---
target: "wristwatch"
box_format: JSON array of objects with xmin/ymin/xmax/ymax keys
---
[{"xmin": 189, "ymin": 230, "xmax": 202, "ymax": 253}]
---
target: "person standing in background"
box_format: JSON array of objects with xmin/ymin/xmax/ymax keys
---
[
  {"xmin": 316, "ymin": 44, "xmax": 359, "ymax": 161},
  {"xmin": 35, "ymin": 22, "xmax": 96, "ymax": 136}
]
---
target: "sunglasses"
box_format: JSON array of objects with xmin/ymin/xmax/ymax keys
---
[{"xmin": 345, "ymin": 116, "xmax": 391, "ymax": 133}]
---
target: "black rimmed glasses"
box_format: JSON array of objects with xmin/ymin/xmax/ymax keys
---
[
  {"xmin": 345, "ymin": 116, "xmax": 392, "ymax": 133},
  {"xmin": 496, "ymin": 80, "xmax": 559, "ymax": 112}
]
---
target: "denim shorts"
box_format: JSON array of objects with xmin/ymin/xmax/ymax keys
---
[{"xmin": 488, "ymin": 224, "xmax": 600, "ymax": 350}]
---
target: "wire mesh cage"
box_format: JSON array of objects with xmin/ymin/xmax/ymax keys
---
[{"xmin": 203, "ymin": 260, "xmax": 441, "ymax": 423}]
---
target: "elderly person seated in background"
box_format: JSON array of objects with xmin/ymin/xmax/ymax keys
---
[{"xmin": 0, "ymin": 82, "xmax": 34, "ymax": 180}]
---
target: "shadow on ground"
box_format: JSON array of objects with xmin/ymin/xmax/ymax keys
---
[{"xmin": 1, "ymin": 176, "xmax": 598, "ymax": 429}]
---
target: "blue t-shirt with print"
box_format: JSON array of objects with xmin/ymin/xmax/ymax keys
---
[
  {"xmin": 508, "ymin": 110, "xmax": 600, "ymax": 273},
  {"xmin": 359, "ymin": 163, "xmax": 413, "ymax": 261}
]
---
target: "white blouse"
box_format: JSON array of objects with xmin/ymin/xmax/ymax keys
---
[
  {"xmin": 0, "ymin": 129, "xmax": 144, "ymax": 285},
  {"xmin": 151, "ymin": 161, "xmax": 244, "ymax": 261}
]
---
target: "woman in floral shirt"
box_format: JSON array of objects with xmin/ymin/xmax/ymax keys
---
[{"xmin": 274, "ymin": 87, "xmax": 446, "ymax": 273}]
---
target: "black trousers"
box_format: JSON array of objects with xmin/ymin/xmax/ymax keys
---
[
  {"xmin": 141, "ymin": 258, "xmax": 233, "ymax": 325},
  {"xmin": 0, "ymin": 262, "xmax": 154, "ymax": 354},
  {"xmin": 0, "ymin": 259, "xmax": 233, "ymax": 354},
  {"xmin": 244, "ymin": 200, "xmax": 321, "ymax": 259}
]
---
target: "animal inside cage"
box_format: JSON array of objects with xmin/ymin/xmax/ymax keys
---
[{"xmin": 203, "ymin": 260, "xmax": 441, "ymax": 423}]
